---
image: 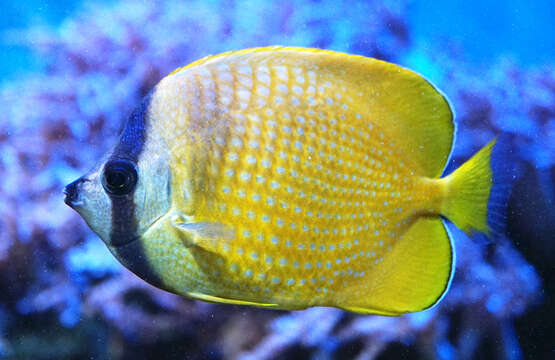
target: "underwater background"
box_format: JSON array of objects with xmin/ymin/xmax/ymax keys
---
[{"xmin": 0, "ymin": 0, "xmax": 553, "ymax": 359}]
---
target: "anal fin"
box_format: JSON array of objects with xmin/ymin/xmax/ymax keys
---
[
  {"xmin": 186, "ymin": 292, "xmax": 281, "ymax": 309},
  {"xmin": 341, "ymin": 217, "xmax": 454, "ymax": 315}
]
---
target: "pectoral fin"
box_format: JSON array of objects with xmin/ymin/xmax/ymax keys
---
[{"xmin": 172, "ymin": 217, "xmax": 235, "ymax": 252}]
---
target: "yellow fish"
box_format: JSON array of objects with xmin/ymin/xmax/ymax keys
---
[{"xmin": 64, "ymin": 47, "xmax": 499, "ymax": 315}]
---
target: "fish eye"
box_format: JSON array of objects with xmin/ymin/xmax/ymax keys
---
[{"xmin": 101, "ymin": 160, "xmax": 138, "ymax": 196}]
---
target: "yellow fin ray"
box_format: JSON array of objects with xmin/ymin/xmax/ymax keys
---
[
  {"xmin": 441, "ymin": 139, "xmax": 495, "ymax": 235},
  {"xmin": 186, "ymin": 292, "xmax": 283, "ymax": 309}
]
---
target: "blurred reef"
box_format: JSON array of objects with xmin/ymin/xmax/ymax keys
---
[{"xmin": 0, "ymin": 0, "xmax": 553, "ymax": 359}]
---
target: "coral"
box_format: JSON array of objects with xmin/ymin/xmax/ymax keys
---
[{"xmin": 0, "ymin": 0, "xmax": 550, "ymax": 359}]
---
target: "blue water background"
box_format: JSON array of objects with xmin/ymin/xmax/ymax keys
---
[
  {"xmin": 0, "ymin": 1, "xmax": 553, "ymax": 359},
  {"xmin": 2, "ymin": 0, "xmax": 554, "ymax": 84}
]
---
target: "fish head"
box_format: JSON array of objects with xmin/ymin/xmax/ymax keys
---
[{"xmin": 64, "ymin": 95, "xmax": 172, "ymax": 247}]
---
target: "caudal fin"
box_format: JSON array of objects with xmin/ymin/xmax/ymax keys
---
[{"xmin": 441, "ymin": 139, "xmax": 510, "ymax": 237}]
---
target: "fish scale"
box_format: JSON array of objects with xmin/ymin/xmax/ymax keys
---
[{"xmin": 148, "ymin": 48, "xmax": 437, "ymax": 309}]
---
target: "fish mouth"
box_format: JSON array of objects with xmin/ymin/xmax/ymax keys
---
[
  {"xmin": 63, "ymin": 187, "xmax": 75, "ymax": 206},
  {"xmin": 63, "ymin": 187, "xmax": 84, "ymax": 208},
  {"xmin": 63, "ymin": 177, "xmax": 88, "ymax": 207}
]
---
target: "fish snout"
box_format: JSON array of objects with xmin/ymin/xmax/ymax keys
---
[{"xmin": 63, "ymin": 177, "xmax": 88, "ymax": 207}]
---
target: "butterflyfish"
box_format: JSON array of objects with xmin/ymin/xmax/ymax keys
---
[{"xmin": 64, "ymin": 47, "xmax": 504, "ymax": 315}]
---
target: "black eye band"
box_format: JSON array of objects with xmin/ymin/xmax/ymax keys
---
[{"xmin": 102, "ymin": 160, "xmax": 138, "ymax": 196}]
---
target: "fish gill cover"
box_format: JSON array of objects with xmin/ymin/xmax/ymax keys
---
[{"xmin": 0, "ymin": 0, "xmax": 552, "ymax": 359}]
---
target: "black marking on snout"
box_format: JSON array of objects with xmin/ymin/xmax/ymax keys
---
[
  {"xmin": 107, "ymin": 92, "xmax": 164, "ymax": 288},
  {"xmin": 64, "ymin": 177, "xmax": 88, "ymax": 206}
]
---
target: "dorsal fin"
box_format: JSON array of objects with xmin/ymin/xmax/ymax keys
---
[{"xmin": 166, "ymin": 46, "xmax": 455, "ymax": 177}]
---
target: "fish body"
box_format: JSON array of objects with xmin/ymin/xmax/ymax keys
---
[{"xmin": 65, "ymin": 47, "xmax": 497, "ymax": 315}]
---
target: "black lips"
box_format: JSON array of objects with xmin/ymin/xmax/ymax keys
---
[{"xmin": 63, "ymin": 177, "xmax": 86, "ymax": 206}]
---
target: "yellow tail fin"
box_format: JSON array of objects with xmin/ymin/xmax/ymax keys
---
[{"xmin": 441, "ymin": 139, "xmax": 496, "ymax": 236}]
